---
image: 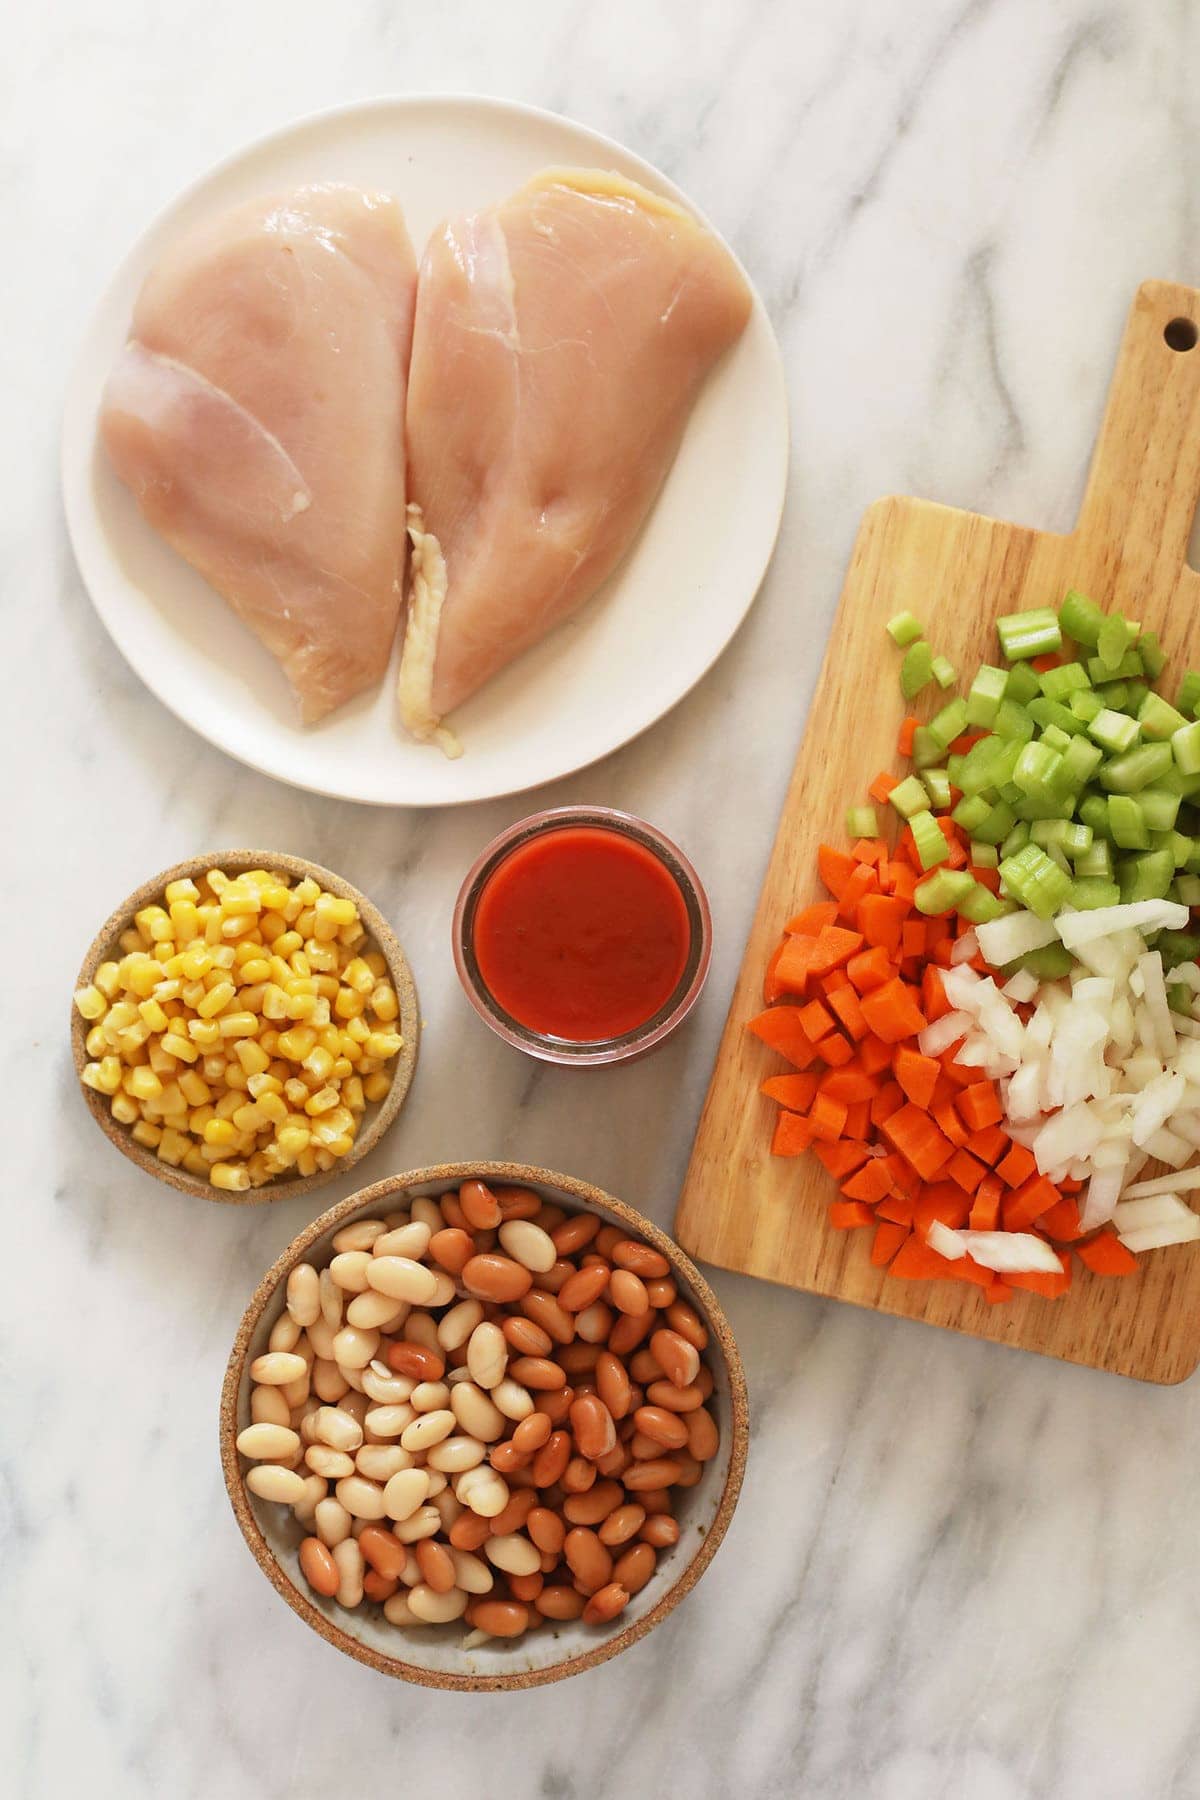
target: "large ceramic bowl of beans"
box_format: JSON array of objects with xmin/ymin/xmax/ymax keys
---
[{"xmin": 220, "ymin": 1163, "xmax": 748, "ymax": 1690}]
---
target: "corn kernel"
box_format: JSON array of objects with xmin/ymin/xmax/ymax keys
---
[
  {"xmin": 201, "ymin": 1053, "xmax": 228, "ymax": 1084},
  {"xmin": 232, "ymin": 1102, "xmax": 266, "ymax": 1133},
  {"xmin": 205, "ymin": 868, "xmax": 230, "ymax": 895},
  {"xmin": 111, "ymin": 1093, "xmax": 140, "ymax": 1126},
  {"xmin": 284, "ymin": 1078, "xmax": 309, "ymax": 1108},
  {"xmin": 223, "ymin": 1064, "xmax": 249, "ymax": 1092},
  {"xmin": 219, "ymin": 882, "xmax": 262, "ymax": 917},
  {"xmin": 273, "ymin": 931, "xmax": 303, "ymax": 959},
  {"xmin": 138, "ymin": 997, "xmax": 169, "ymax": 1034},
  {"xmin": 256, "ymin": 1092, "xmax": 288, "ymax": 1126},
  {"xmin": 304, "ymin": 1086, "xmax": 339, "ymax": 1116},
  {"xmin": 335, "ymin": 987, "xmax": 366, "ymax": 1021},
  {"xmin": 342, "ymin": 1076, "xmax": 366, "ymax": 1111},
  {"xmin": 169, "ymin": 900, "xmax": 200, "ymax": 943},
  {"xmin": 211, "ymin": 944, "xmax": 237, "ymax": 970},
  {"xmin": 363, "ymin": 1072, "xmax": 392, "ymax": 1104},
  {"xmin": 188, "ymin": 1104, "xmax": 216, "ymax": 1133},
  {"xmin": 331, "ymin": 1057, "xmax": 353, "ymax": 1081},
  {"xmin": 218, "ymin": 1012, "xmax": 259, "ymax": 1040},
  {"xmin": 314, "ymin": 1148, "xmax": 338, "ymax": 1171},
  {"xmin": 210, "ymin": 1161, "xmax": 251, "ymax": 1192},
  {"xmin": 182, "ymin": 1149, "xmax": 211, "ymax": 1180},
  {"xmin": 186, "ymin": 1018, "xmax": 221, "ymax": 1049},
  {"xmin": 364, "ymin": 1032, "xmax": 402, "ymax": 1060},
  {"xmin": 275, "ymin": 1123, "xmax": 311, "ymax": 1158},
  {"xmin": 247, "ymin": 1071, "xmax": 283, "ymax": 1098},
  {"xmin": 93, "ymin": 961, "xmax": 122, "ymax": 999},
  {"xmin": 238, "ymin": 957, "xmax": 271, "ymax": 985},
  {"xmin": 148, "ymin": 1040, "xmax": 177, "ymax": 1076},
  {"xmin": 131, "ymin": 1119, "xmax": 163, "ymax": 1148},
  {"xmin": 370, "ymin": 982, "xmax": 399, "ymax": 1023},
  {"xmin": 160, "ymin": 1031, "xmax": 199, "ymax": 1064},
  {"xmin": 85, "ymin": 1025, "xmax": 108, "ymax": 1058},
  {"xmin": 196, "ymin": 981, "xmax": 235, "ymax": 1020},
  {"xmin": 204, "ymin": 1117, "xmax": 238, "ymax": 1148},
  {"xmin": 302, "ymin": 1046, "xmax": 335, "ymax": 1083},
  {"xmin": 277, "ymin": 1026, "xmax": 317, "ymax": 1062},
  {"xmin": 127, "ymin": 1066, "xmax": 163, "ymax": 1101},
  {"xmin": 157, "ymin": 1128, "xmax": 189, "ymax": 1167},
  {"xmin": 296, "ymin": 1146, "xmax": 319, "ymax": 1177},
  {"xmin": 233, "ymin": 1038, "xmax": 271, "ymax": 1077},
  {"xmin": 220, "ymin": 913, "xmax": 259, "ymax": 940}
]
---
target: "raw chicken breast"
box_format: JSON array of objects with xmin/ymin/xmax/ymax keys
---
[
  {"xmin": 101, "ymin": 185, "xmax": 416, "ymax": 723},
  {"xmin": 399, "ymin": 168, "xmax": 752, "ymax": 746}
]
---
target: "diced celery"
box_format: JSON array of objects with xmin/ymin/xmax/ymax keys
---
[
  {"xmin": 1013, "ymin": 793, "xmax": 1075, "ymax": 822},
  {"xmin": 1137, "ymin": 690, "xmax": 1188, "ymax": 740},
  {"xmin": 1005, "ymin": 943, "xmax": 1075, "ymax": 980},
  {"xmin": 887, "ymin": 611, "xmax": 925, "ymax": 647},
  {"xmin": 997, "ymin": 843, "xmax": 1073, "ymax": 918},
  {"xmin": 1174, "ymin": 874, "xmax": 1200, "ymax": 906},
  {"xmin": 1031, "ymin": 819, "xmax": 1093, "ymax": 856},
  {"xmin": 1004, "ymin": 663, "xmax": 1041, "ymax": 704},
  {"xmin": 1150, "ymin": 829, "xmax": 1196, "ymax": 869},
  {"xmin": 993, "ymin": 699, "xmax": 1036, "ymax": 743},
  {"xmin": 1177, "ymin": 670, "xmax": 1200, "ymax": 717},
  {"xmin": 1123, "ymin": 681, "xmax": 1150, "ymax": 715},
  {"xmin": 924, "ymin": 768, "xmax": 952, "ymax": 810},
  {"xmin": 958, "ymin": 883, "xmax": 1010, "ymax": 924},
  {"xmin": 1096, "ymin": 612, "xmax": 1137, "ymax": 672},
  {"xmin": 952, "ymin": 794, "xmax": 992, "ymax": 832},
  {"xmin": 1039, "ymin": 661, "xmax": 1090, "ymax": 702},
  {"xmin": 1088, "ymin": 708, "xmax": 1140, "ymax": 755},
  {"xmin": 1060, "ymin": 735, "xmax": 1104, "ymax": 788},
  {"xmin": 931, "ymin": 655, "xmax": 957, "ymax": 689},
  {"xmin": 1058, "ymin": 589, "xmax": 1105, "ymax": 647},
  {"xmin": 909, "ymin": 810, "xmax": 951, "ymax": 870},
  {"xmin": 1172, "ymin": 719, "xmax": 1200, "ymax": 775},
  {"xmin": 1074, "ymin": 839, "xmax": 1114, "ymax": 881},
  {"xmin": 1079, "ymin": 795, "xmax": 1114, "ymax": 841},
  {"xmin": 966, "ymin": 666, "xmax": 1008, "ymax": 729},
  {"xmin": 998, "ymin": 609, "xmax": 1062, "ymax": 661},
  {"xmin": 1138, "ymin": 787, "xmax": 1182, "ymax": 832},
  {"xmin": 1099, "ymin": 742, "xmax": 1174, "ymax": 794},
  {"xmin": 1028, "ymin": 697, "xmax": 1086, "ymax": 737},
  {"xmin": 1120, "ymin": 849, "xmax": 1174, "ymax": 903},
  {"xmin": 901, "ymin": 640, "xmax": 935, "ymax": 700},
  {"xmin": 846, "ymin": 805, "xmax": 880, "ymax": 839},
  {"xmin": 956, "ymin": 735, "xmax": 1003, "ymax": 795},
  {"xmin": 911, "ymin": 726, "xmax": 943, "ymax": 769},
  {"xmin": 1013, "ymin": 740, "xmax": 1065, "ymax": 797},
  {"xmin": 1158, "ymin": 930, "xmax": 1200, "ymax": 970},
  {"xmin": 928, "ymin": 697, "xmax": 969, "ymax": 749},
  {"xmin": 913, "ymin": 868, "xmax": 977, "ymax": 916},
  {"xmin": 969, "ymin": 841, "xmax": 999, "ymax": 868},
  {"xmin": 1040, "ymin": 725, "xmax": 1074, "ymax": 755},
  {"xmin": 971, "ymin": 801, "xmax": 1017, "ymax": 846},
  {"xmin": 1096, "ymin": 681, "xmax": 1129, "ymax": 711},
  {"xmin": 1108, "ymin": 794, "xmax": 1151, "ymax": 850},
  {"xmin": 1070, "ymin": 877, "xmax": 1122, "ymax": 910},
  {"xmin": 1088, "ymin": 649, "xmax": 1143, "ymax": 683},
  {"xmin": 1138, "ymin": 632, "xmax": 1167, "ymax": 680},
  {"xmin": 1069, "ymin": 688, "xmax": 1105, "ymax": 724},
  {"xmin": 1168, "ymin": 981, "xmax": 1194, "ymax": 1015},
  {"xmin": 888, "ymin": 775, "xmax": 930, "ymax": 818},
  {"xmin": 1000, "ymin": 821, "xmax": 1031, "ymax": 858}
]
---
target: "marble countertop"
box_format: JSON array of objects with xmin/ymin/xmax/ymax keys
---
[{"xmin": 8, "ymin": 2, "xmax": 1200, "ymax": 1795}]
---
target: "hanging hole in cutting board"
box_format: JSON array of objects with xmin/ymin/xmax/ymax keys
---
[{"xmin": 1164, "ymin": 316, "xmax": 1198, "ymax": 352}]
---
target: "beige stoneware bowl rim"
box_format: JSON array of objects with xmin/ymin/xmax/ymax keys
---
[
  {"xmin": 69, "ymin": 849, "xmax": 419, "ymax": 1205},
  {"xmin": 220, "ymin": 1161, "xmax": 750, "ymax": 1692}
]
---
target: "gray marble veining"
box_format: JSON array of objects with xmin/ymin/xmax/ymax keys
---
[{"xmin": 5, "ymin": 2, "xmax": 1200, "ymax": 1795}]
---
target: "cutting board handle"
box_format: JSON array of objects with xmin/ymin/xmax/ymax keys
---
[{"xmin": 1074, "ymin": 281, "xmax": 1200, "ymax": 600}]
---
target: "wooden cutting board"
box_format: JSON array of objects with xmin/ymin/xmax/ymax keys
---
[{"xmin": 676, "ymin": 281, "xmax": 1200, "ymax": 1383}]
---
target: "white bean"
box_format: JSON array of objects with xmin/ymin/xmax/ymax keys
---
[
  {"xmin": 346, "ymin": 1290, "xmax": 408, "ymax": 1330},
  {"xmin": 491, "ymin": 1378, "xmax": 534, "ymax": 1422},
  {"xmin": 330, "ymin": 1251, "xmax": 372, "ymax": 1293},
  {"xmin": 249, "ymin": 1352, "xmax": 306, "ymax": 1386},
  {"xmin": 498, "ymin": 1220, "xmax": 557, "ymax": 1273},
  {"xmin": 366, "ymin": 1256, "xmax": 438, "ymax": 1305},
  {"xmin": 410, "ymin": 1381, "xmax": 450, "ymax": 1414},
  {"xmin": 424, "ymin": 1471, "xmax": 448, "ymax": 1498},
  {"xmin": 248, "ymin": 1384, "xmax": 291, "ymax": 1427},
  {"xmin": 410, "ymin": 1197, "xmax": 444, "ymax": 1233},
  {"xmin": 331, "ymin": 1326, "xmax": 379, "ymax": 1371},
  {"xmin": 450, "ymin": 1382, "xmax": 506, "ymax": 1442},
  {"xmin": 400, "ymin": 1410, "xmax": 455, "ymax": 1453},
  {"xmin": 314, "ymin": 1498, "xmax": 352, "ymax": 1547},
  {"xmin": 437, "ymin": 1298, "xmax": 484, "ymax": 1352},
  {"xmin": 431, "ymin": 1486, "xmax": 461, "ymax": 1529},
  {"xmin": 305, "ymin": 1446, "xmax": 355, "ymax": 1479},
  {"xmin": 372, "ymin": 1222, "xmax": 431, "ymax": 1261},
  {"xmin": 236, "ymin": 1423, "xmax": 300, "ymax": 1461},
  {"xmin": 485, "ymin": 1534, "xmax": 541, "ymax": 1577},
  {"xmin": 313, "ymin": 1407, "xmax": 364, "ymax": 1452},
  {"xmin": 383, "ymin": 1590, "xmax": 417, "ymax": 1625},
  {"xmin": 575, "ymin": 1303, "xmax": 612, "ymax": 1344},
  {"xmin": 454, "ymin": 1466, "xmax": 509, "ymax": 1519},
  {"xmin": 404, "ymin": 1312, "xmax": 440, "ymax": 1352},
  {"xmin": 292, "ymin": 1474, "xmax": 327, "ymax": 1521},
  {"xmin": 450, "ymin": 1549, "xmax": 494, "ymax": 1594},
  {"xmin": 312, "ymin": 1358, "xmax": 349, "ymax": 1403},
  {"xmin": 357, "ymin": 1445, "xmax": 414, "ymax": 1482},
  {"xmin": 333, "ymin": 1537, "xmax": 365, "ymax": 1608},
  {"xmin": 338, "ymin": 1391, "xmax": 368, "ymax": 1427},
  {"xmin": 364, "ymin": 1403, "xmax": 415, "ymax": 1439},
  {"xmin": 394, "ymin": 1505, "xmax": 442, "ymax": 1545},
  {"xmin": 268, "ymin": 1312, "xmax": 302, "ymax": 1353},
  {"xmin": 337, "ymin": 1363, "xmax": 367, "ymax": 1395},
  {"xmin": 281, "ymin": 1370, "xmax": 310, "ymax": 1410},
  {"xmin": 362, "ymin": 1363, "xmax": 413, "ymax": 1405},
  {"xmin": 246, "ymin": 1465, "xmax": 306, "ymax": 1504},
  {"xmin": 383, "ymin": 1467, "xmax": 431, "ymax": 1523},
  {"xmin": 466, "ymin": 1322, "xmax": 507, "ymax": 1390},
  {"xmin": 407, "ymin": 1584, "xmax": 468, "ymax": 1624},
  {"xmin": 286, "ymin": 1262, "xmax": 321, "ymax": 1327},
  {"xmin": 426, "ymin": 1270, "xmax": 457, "ymax": 1309},
  {"xmin": 425, "ymin": 1435, "xmax": 486, "ymax": 1474},
  {"xmin": 306, "ymin": 1316, "xmax": 338, "ymax": 1361},
  {"xmin": 335, "ymin": 1476, "xmax": 388, "ymax": 1520},
  {"xmin": 318, "ymin": 1268, "xmax": 343, "ymax": 1329},
  {"xmin": 331, "ymin": 1218, "xmax": 388, "ymax": 1253},
  {"xmin": 383, "ymin": 1209, "xmax": 411, "ymax": 1232},
  {"xmin": 399, "ymin": 1550, "xmax": 423, "ymax": 1587}
]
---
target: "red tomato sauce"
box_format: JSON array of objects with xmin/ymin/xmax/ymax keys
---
[{"xmin": 472, "ymin": 827, "xmax": 691, "ymax": 1041}]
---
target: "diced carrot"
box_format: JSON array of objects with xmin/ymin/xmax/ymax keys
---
[
  {"xmin": 938, "ymin": 1049, "xmax": 980, "ymax": 1088},
  {"xmin": 762, "ymin": 938, "xmax": 788, "ymax": 1005},
  {"xmin": 880, "ymin": 1104, "xmax": 954, "ymax": 1179},
  {"xmin": 984, "ymin": 1279, "xmax": 1012, "ymax": 1304},
  {"xmin": 931, "ymin": 940, "xmax": 956, "ymax": 968},
  {"xmin": 809, "ymin": 1095, "xmax": 849, "ymax": 1143},
  {"xmin": 841, "ymin": 1158, "xmax": 893, "ymax": 1204},
  {"xmin": 898, "ymin": 716, "xmax": 919, "ymax": 757},
  {"xmin": 996, "ymin": 1143, "xmax": 1037, "ymax": 1189},
  {"xmin": 893, "ymin": 1048, "xmax": 940, "ymax": 1110},
  {"xmin": 901, "ymin": 920, "xmax": 927, "ymax": 960},
  {"xmin": 1040, "ymin": 1198, "xmax": 1084, "ymax": 1241},
  {"xmin": 868, "ymin": 771, "xmax": 899, "ymax": 804},
  {"xmin": 1006, "ymin": 1258, "xmax": 1071, "ymax": 1299},
  {"xmin": 860, "ymin": 978, "xmax": 927, "ymax": 1043},
  {"xmin": 926, "ymin": 916, "xmax": 952, "ymax": 945},
  {"xmin": 818, "ymin": 969, "xmax": 852, "ymax": 998},
  {"xmin": 809, "ymin": 924, "xmax": 866, "ymax": 974},
  {"xmin": 814, "ymin": 1032, "xmax": 854, "ymax": 1067},
  {"xmin": 771, "ymin": 1111, "xmax": 814, "ymax": 1156},
  {"xmin": 1031, "ymin": 651, "xmax": 1063, "ymax": 672},
  {"xmin": 889, "ymin": 1237, "xmax": 963, "ymax": 1280},
  {"xmin": 858, "ymin": 895, "xmax": 910, "ymax": 956},
  {"xmin": 1002, "ymin": 1176, "xmax": 1061, "ymax": 1232},
  {"xmin": 836, "ymin": 866, "xmax": 879, "ymax": 925},
  {"xmin": 797, "ymin": 999, "xmax": 834, "ymax": 1040},
  {"xmin": 871, "ymin": 1221, "xmax": 910, "ymax": 1266},
  {"xmin": 1059, "ymin": 1176, "xmax": 1082, "ymax": 1196},
  {"xmin": 914, "ymin": 1182, "xmax": 970, "ymax": 1237},
  {"xmin": 845, "ymin": 1101, "xmax": 872, "ymax": 1140},
  {"xmin": 851, "ymin": 838, "xmax": 885, "ymax": 866},
  {"xmin": 947, "ymin": 1149, "xmax": 987, "ymax": 1194},
  {"xmin": 921, "ymin": 965, "xmax": 951, "ymax": 1023},
  {"xmin": 828, "ymin": 985, "xmax": 868, "ymax": 1041},
  {"xmin": 956, "ymin": 1083, "xmax": 1003, "ymax": 1131},
  {"xmin": 847, "ymin": 946, "xmax": 892, "ymax": 994},
  {"xmin": 876, "ymin": 1193, "xmax": 914, "ymax": 1226},
  {"xmin": 761, "ymin": 1073, "xmax": 817, "ymax": 1110},
  {"xmin": 829, "ymin": 1200, "xmax": 874, "ymax": 1230},
  {"xmin": 772, "ymin": 935, "xmax": 817, "ymax": 997},
  {"xmin": 860, "ymin": 1033, "xmax": 892, "ymax": 1075},
  {"xmin": 783, "ymin": 902, "xmax": 839, "ymax": 936},
  {"xmin": 812, "ymin": 1139, "xmax": 866, "ymax": 1177},
  {"xmin": 870, "ymin": 1081, "xmax": 906, "ymax": 1126},
  {"xmin": 1077, "ymin": 1231, "xmax": 1138, "ymax": 1276},
  {"xmin": 933, "ymin": 1101, "xmax": 969, "ymax": 1148},
  {"xmin": 948, "ymin": 732, "xmax": 985, "ymax": 756},
  {"xmin": 882, "ymin": 1152, "xmax": 920, "ymax": 1199},
  {"xmin": 889, "ymin": 864, "xmax": 919, "ymax": 903},
  {"xmin": 970, "ymin": 1125, "xmax": 1010, "ymax": 1166},
  {"xmin": 746, "ymin": 1007, "xmax": 815, "ymax": 1069},
  {"xmin": 818, "ymin": 846, "xmax": 858, "ymax": 900},
  {"xmin": 969, "ymin": 1173, "xmax": 1003, "ymax": 1230},
  {"xmin": 817, "ymin": 1066, "xmax": 878, "ymax": 1104}
]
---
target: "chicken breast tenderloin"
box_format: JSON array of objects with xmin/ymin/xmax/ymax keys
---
[
  {"xmin": 398, "ymin": 168, "xmax": 753, "ymax": 749},
  {"xmin": 101, "ymin": 184, "xmax": 416, "ymax": 723}
]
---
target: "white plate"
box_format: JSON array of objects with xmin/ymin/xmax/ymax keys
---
[{"xmin": 62, "ymin": 96, "xmax": 788, "ymax": 807}]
